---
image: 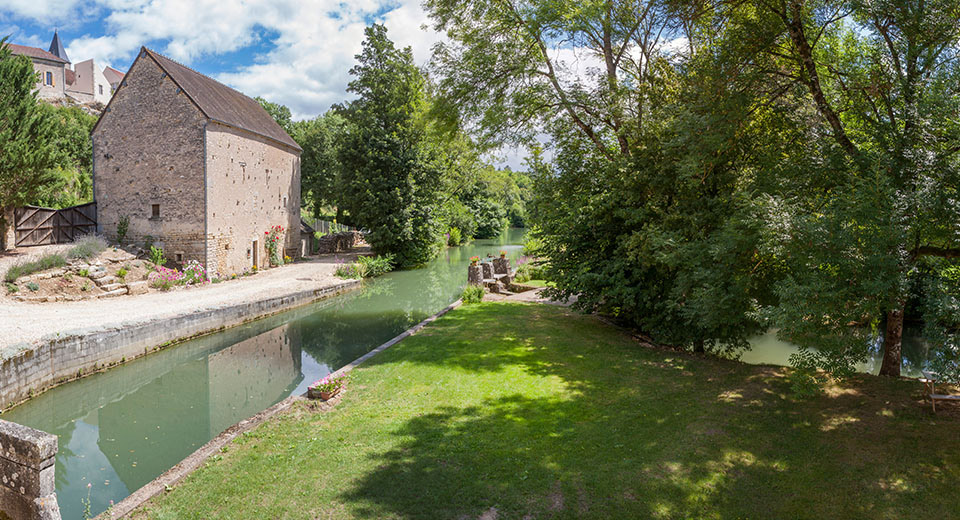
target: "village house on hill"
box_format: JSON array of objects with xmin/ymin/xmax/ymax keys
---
[
  {"xmin": 9, "ymin": 30, "xmax": 118, "ymax": 105},
  {"xmin": 92, "ymin": 47, "xmax": 302, "ymax": 277}
]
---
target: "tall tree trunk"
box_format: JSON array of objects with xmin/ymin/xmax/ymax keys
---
[
  {"xmin": 693, "ymin": 339, "xmax": 705, "ymax": 353},
  {"xmin": 878, "ymin": 307, "xmax": 904, "ymax": 376}
]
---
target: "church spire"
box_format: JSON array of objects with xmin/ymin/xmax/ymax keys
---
[{"xmin": 48, "ymin": 30, "xmax": 69, "ymax": 63}]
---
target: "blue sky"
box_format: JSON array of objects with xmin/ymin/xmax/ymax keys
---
[{"xmin": 0, "ymin": 0, "xmax": 442, "ymax": 120}]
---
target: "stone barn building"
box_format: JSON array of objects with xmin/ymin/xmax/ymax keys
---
[{"xmin": 92, "ymin": 47, "xmax": 302, "ymax": 277}]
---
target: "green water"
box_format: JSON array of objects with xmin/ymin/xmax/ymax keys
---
[
  {"xmin": 742, "ymin": 327, "xmax": 930, "ymax": 378},
  {"xmin": 3, "ymin": 228, "xmax": 527, "ymax": 520}
]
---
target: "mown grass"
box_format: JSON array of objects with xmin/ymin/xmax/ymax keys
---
[
  {"xmin": 524, "ymin": 279, "xmax": 554, "ymax": 288},
  {"xmin": 134, "ymin": 302, "xmax": 960, "ymax": 520}
]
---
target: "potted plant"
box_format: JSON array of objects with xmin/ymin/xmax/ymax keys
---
[
  {"xmin": 308, "ymin": 375, "xmax": 346, "ymax": 400},
  {"xmin": 470, "ymin": 256, "xmax": 480, "ymax": 266}
]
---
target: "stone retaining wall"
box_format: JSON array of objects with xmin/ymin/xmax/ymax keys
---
[
  {"xmin": 0, "ymin": 420, "xmax": 60, "ymax": 520},
  {"xmin": 0, "ymin": 280, "xmax": 360, "ymax": 411}
]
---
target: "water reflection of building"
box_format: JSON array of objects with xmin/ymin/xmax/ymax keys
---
[{"xmin": 97, "ymin": 324, "xmax": 301, "ymax": 492}]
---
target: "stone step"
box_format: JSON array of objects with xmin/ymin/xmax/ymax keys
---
[
  {"xmin": 99, "ymin": 283, "xmax": 123, "ymax": 292},
  {"xmin": 89, "ymin": 269, "xmax": 108, "ymax": 280},
  {"xmin": 95, "ymin": 275, "xmax": 118, "ymax": 286},
  {"xmin": 100, "ymin": 288, "xmax": 128, "ymax": 298}
]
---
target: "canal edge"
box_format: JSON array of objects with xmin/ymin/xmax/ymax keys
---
[
  {"xmin": 0, "ymin": 279, "xmax": 362, "ymax": 412},
  {"xmin": 103, "ymin": 298, "xmax": 464, "ymax": 519}
]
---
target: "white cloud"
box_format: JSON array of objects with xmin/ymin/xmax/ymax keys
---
[
  {"xmin": 0, "ymin": 0, "xmax": 83, "ymax": 24},
  {"xmin": 26, "ymin": 0, "xmax": 442, "ymax": 120}
]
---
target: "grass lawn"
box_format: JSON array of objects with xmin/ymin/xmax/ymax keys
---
[
  {"xmin": 523, "ymin": 279, "xmax": 554, "ymax": 288},
  {"xmin": 134, "ymin": 302, "xmax": 960, "ymax": 520}
]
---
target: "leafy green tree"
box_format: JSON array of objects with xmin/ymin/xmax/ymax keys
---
[
  {"xmin": 339, "ymin": 24, "xmax": 443, "ymax": 267},
  {"xmin": 255, "ymin": 96, "xmax": 293, "ymax": 134},
  {"xmin": 0, "ymin": 38, "xmax": 62, "ymax": 244},
  {"xmin": 724, "ymin": 0, "xmax": 960, "ymax": 377},
  {"xmin": 291, "ymin": 111, "xmax": 349, "ymax": 220},
  {"xmin": 35, "ymin": 104, "xmax": 96, "ymax": 208}
]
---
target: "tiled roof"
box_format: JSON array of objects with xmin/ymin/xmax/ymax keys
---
[
  {"xmin": 103, "ymin": 66, "xmax": 124, "ymax": 84},
  {"xmin": 7, "ymin": 43, "xmax": 69, "ymax": 64},
  {"xmin": 142, "ymin": 48, "xmax": 301, "ymax": 152}
]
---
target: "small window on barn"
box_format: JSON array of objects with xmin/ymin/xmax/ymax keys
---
[
  {"xmin": 45, "ymin": 71, "xmax": 53, "ymax": 85},
  {"xmin": 175, "ymin": 252, "xmax": 184, "ymax": 263},
  {"xmin": 151, "ymin": 204, "xmax": 160, "ymax": 219},
  {"xmin": 99, "ymin": 84, "xmax": 103, "ymax": 95}
]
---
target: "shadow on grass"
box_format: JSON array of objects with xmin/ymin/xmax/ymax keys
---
[{"xmin": 341, "ymin": 304, "xmax": 960, "ymax": 519}]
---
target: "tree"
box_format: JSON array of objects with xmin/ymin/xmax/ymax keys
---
[
  {"xmin": 292, "ymin": 111, "xmax": 349, "ymax": 220},
  {"xmin": 0, "ymin": 38, "xmax": 63, "ymax": 245},
  {"xmin": 35, "ymin": 104, "xmax": 97, "ymax": 208},
  {"xmin": 256, "ymin": 96, "xmax": 293, "ymax": 134},
  {"xmin": 339, "ymin": 24, "xmax": 443, "ymax": 267},
  {"xmin": 723, "ymin": 0, "xmax": 960, "ymax": 377}
]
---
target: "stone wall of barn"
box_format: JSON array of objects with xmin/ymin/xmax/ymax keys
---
[
  {"xmin": 204, "ymin": 122, "xmax": 301, "ymax": 277},
  {"xmin": 92, "ymin": 51, "xmax": 208, "ymax": 265}
]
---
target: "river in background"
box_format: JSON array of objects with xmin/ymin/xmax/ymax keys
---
[
  {"xmin": 3, "ymin": 228, "xmax": 527, "ymax": 520},
  {"xmin": 2, "ymin": 225, "xmax": 932, "ymax": 518}
]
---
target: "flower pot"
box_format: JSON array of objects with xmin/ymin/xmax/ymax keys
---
[{"xmin": 308, "ymin": 386, "xmax": 341, "ymax": 400}]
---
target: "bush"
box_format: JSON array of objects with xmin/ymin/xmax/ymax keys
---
[
  {"xmin": 5, "ymin": 282, "xmax": 18, "ymax": 293},
  {"xmin": 26, "ymin": 282, "xmax": 39, "ymax": 292},
  {"xmin": 116, "ymin": 216, "xmax": 129, "ymax": 246},
  {"xmin": 447, "ymin": 227, "xmax": 462, "ymax": 247},
  {"xmin": 461, "ymin": 284, "xmax": 485, "ymax": 304},
  {"xmin": 68, "ymin": 235, "xmax": 108, "ymax": 261},
  {"xmin": 182, "ymin": 260, "xmax": 207, "ymax": 285},
  {"xmin": 147, "ymin": 266, "xmax": 183, "ymax": 291},
  {"xmin": 116, "ymin": 267, "xmax": 128, "ymax": 282},
  {"xmin": 334, "ymin": 255, "xmax": 395, "ymax": 279},
  {"xmin": 4, "ymin": 254, "xmax": 67, "ymax": 282},
  {"xmin": 356, "ymin": 254, "xmax": 394, "ymax": 277},
  {"xmin": 149, "ymin": 246, "xmax": 166, "ymax": 267}
]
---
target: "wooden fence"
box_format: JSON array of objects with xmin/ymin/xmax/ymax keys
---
[{"xmin": 14, "ymin": 202, "xmax": 97, "ymax": 247}]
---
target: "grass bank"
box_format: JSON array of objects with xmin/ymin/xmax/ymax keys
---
[{"xmin": 133, "ymin": 302, "xmax": 960, "ymax": 519}]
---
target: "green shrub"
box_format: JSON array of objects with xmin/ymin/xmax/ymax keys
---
[
  {"xmin": 149, "ymin": 246, "xmax": 166, "ymax": 266},
  {"xmin": 461, "ymin": 284, "xmax": 485, "ymax": 304},
  {"xmin": 78, "ymin": 268, "xmax": 90, "ymax": 277},
  {"xmin": 356, "ymin": 254, "xmax": 394, "ymax": 277},
  {"xmin": 447, "ymin": 227, "xmax": 462, "ymax": 246},
  {"xmin": 5, "ymin": 282, "xmax": 18, "ymax": 294},
  {"xmin": 335, "ymin": 255, "xmax": 395, "ymax": 279},
  {"xmin": 26, "ymin": 282, "xmax": 39, "ymax": 292},
  {"xmin": 4, "ymin": 254, "xmax": 67, "ymax": 282},
  {"xmin": 68, "ymin": 235, "xmax": 108, "ymax": 260},
  {"xmin": 117, "ymin": 267, "xmax": 128, "ymax": 281},
  {"xmin": 116, "ymin": 216, "xmax": 130, "ymax": 246}
]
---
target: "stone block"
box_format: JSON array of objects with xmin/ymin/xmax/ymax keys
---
[
  {"xmin": 467, "ymin": 265, "xmax": 482, "ymax": 286},
  {"xmin": 493, "ymin": 257, "xmax": 510, "ymax": 275},
  {"xmin": 481, "ymin": 262, "xmax": 493, "ymax": 279},
  {"xmin": 126, "ymin": 281, "xmax": 149, "ymax": 295},
  {"xmin": 0, "ymin": 420, "xmax": 60, "ymax": 520},
  {"xmin": 101, "ymin": 288, "xmax": 128, "ymax": 298}
]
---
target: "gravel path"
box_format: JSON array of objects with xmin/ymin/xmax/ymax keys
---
[{"xmin": 0, "ymin": 254, "xmax": 361, "ymax": 349}]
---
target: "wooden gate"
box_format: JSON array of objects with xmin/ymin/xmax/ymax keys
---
[{"xmin": 14, "ymin": 203, "xmax": 97, "ymax": 247}]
